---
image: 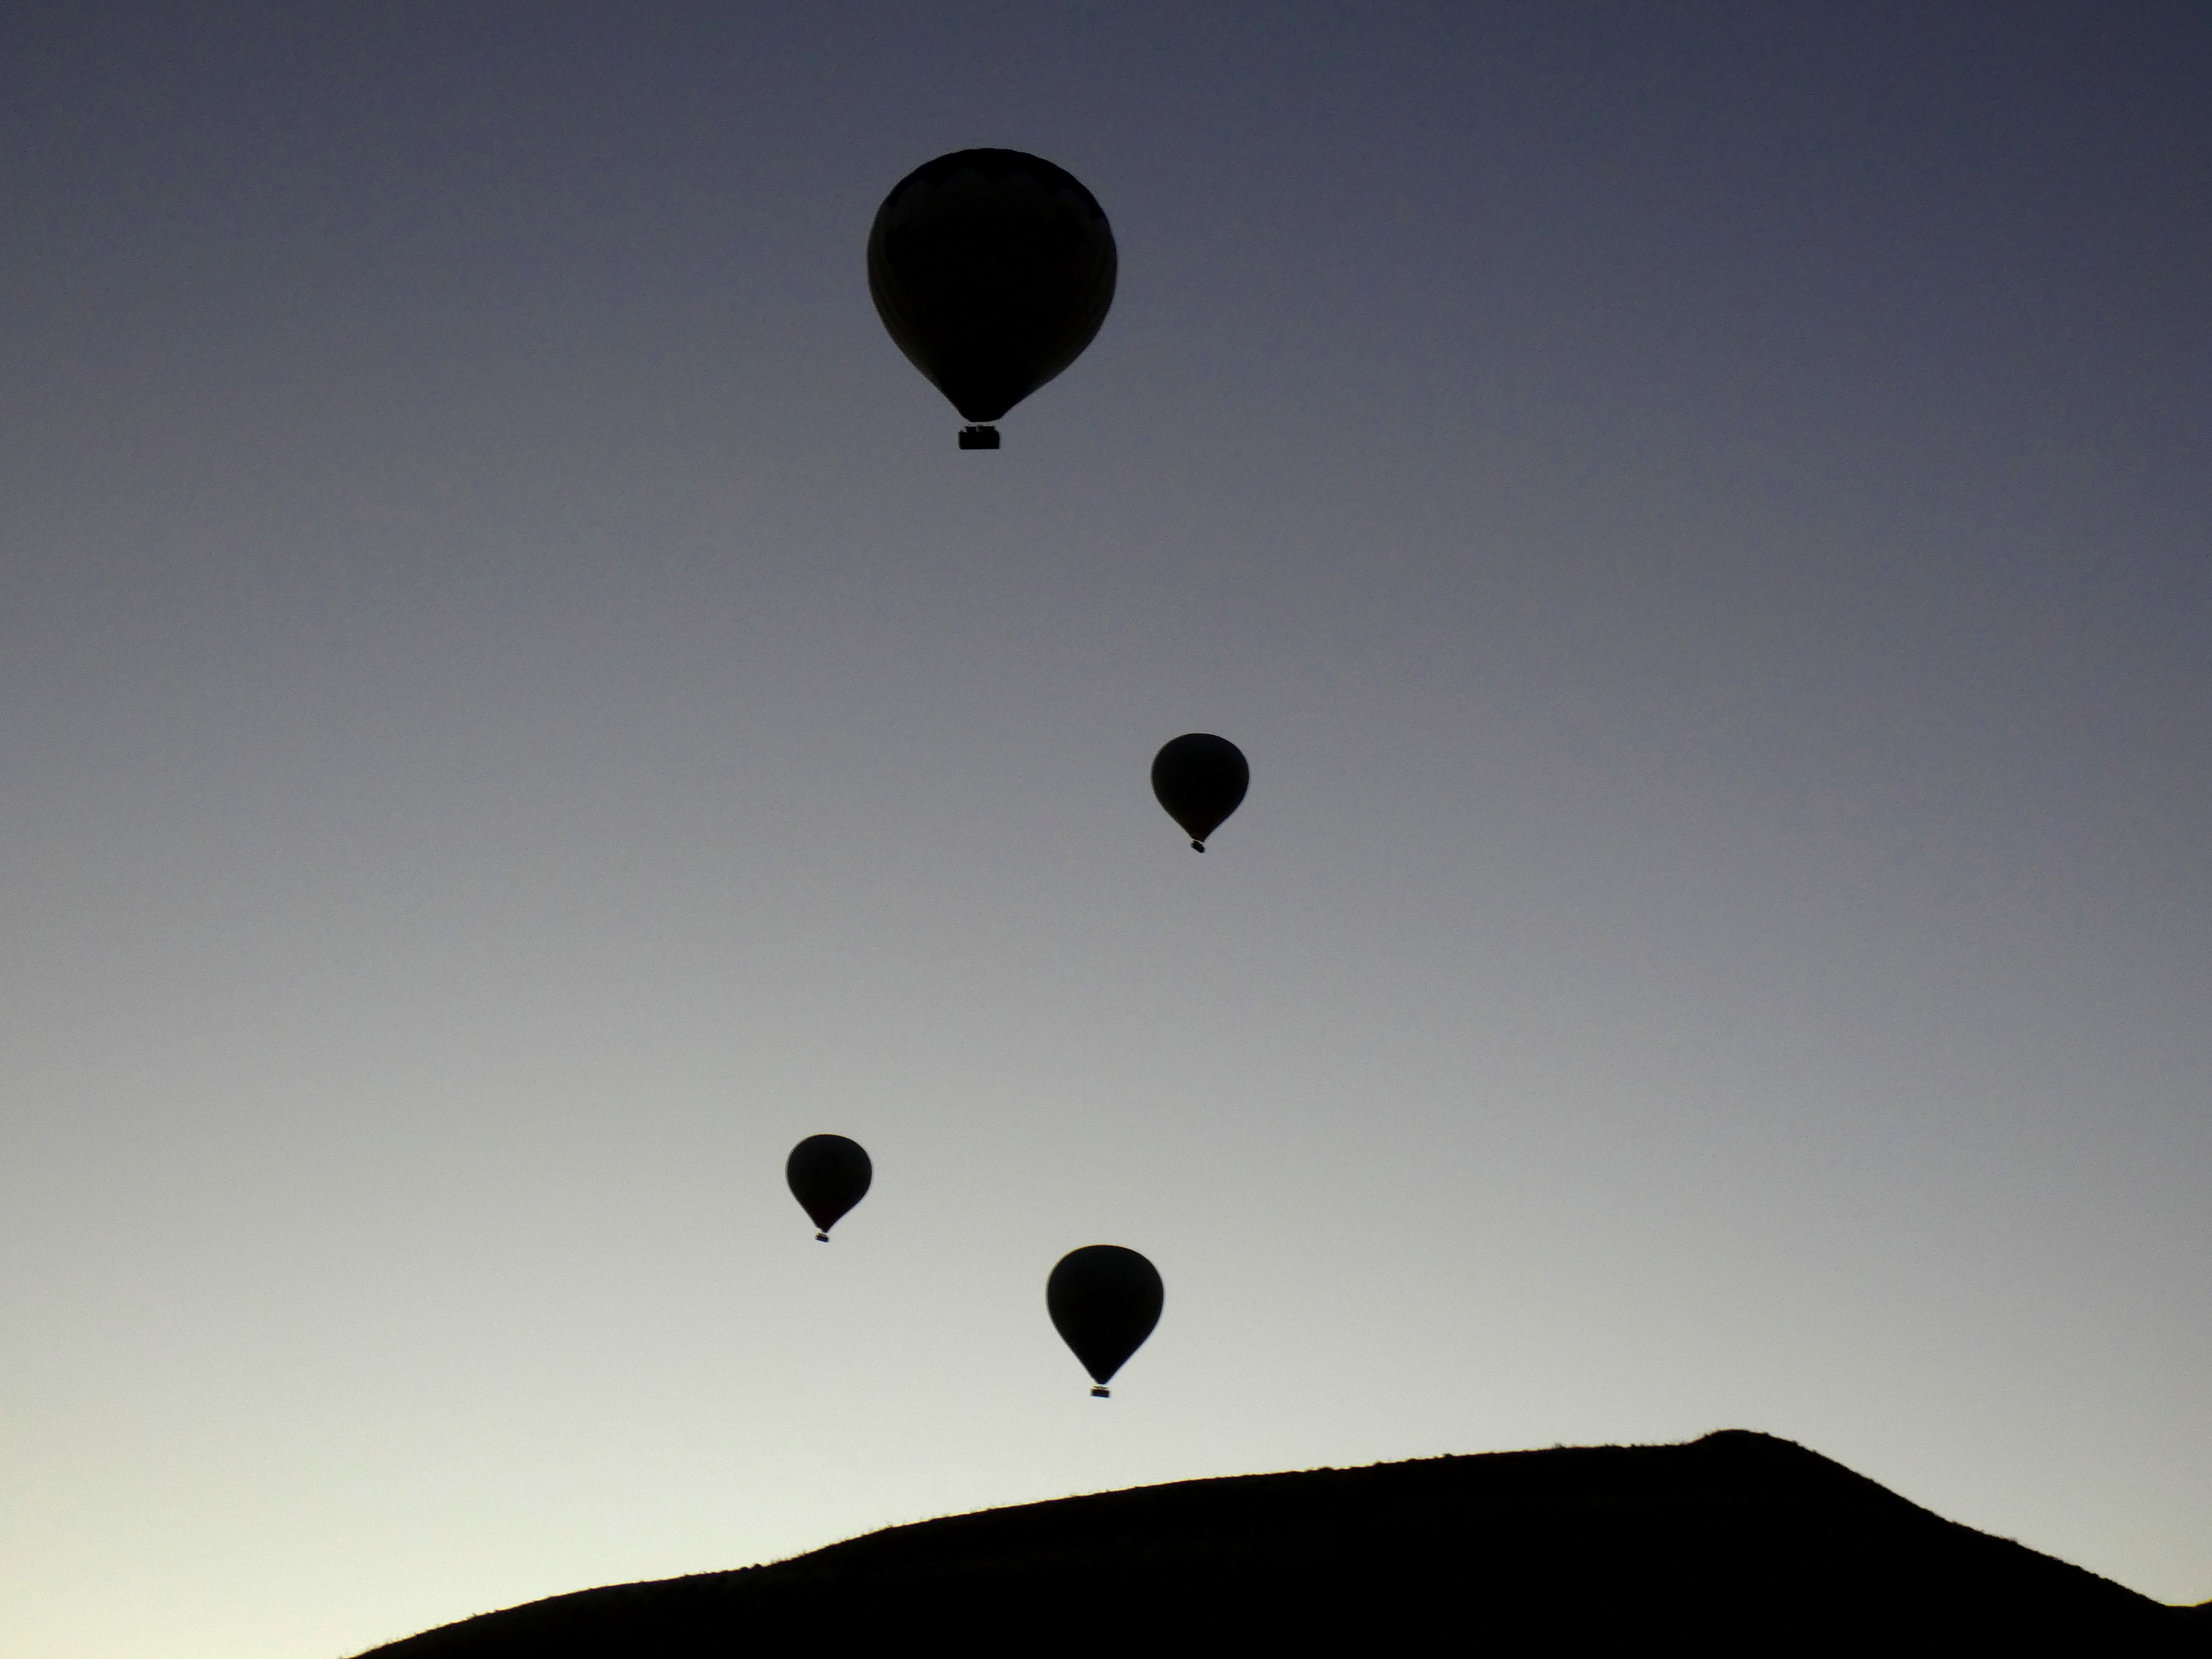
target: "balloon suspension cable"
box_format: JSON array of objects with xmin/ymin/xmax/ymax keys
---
[
  {"xmin": 1090, "ymin": 1385, "xmax": 1111, "ymax": 1398},
  {"xmin": 815, "ymin": 1231, "xmax": 830, "ymax": 1242},
  {"xmin": 957, "ymin": 425, "xmax": 1000, "ymax": 450}
]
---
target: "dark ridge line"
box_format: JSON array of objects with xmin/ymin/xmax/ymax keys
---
[{"xmin": 356, "ymin": 1430, "xmax": 2208, "ymax": 1656}]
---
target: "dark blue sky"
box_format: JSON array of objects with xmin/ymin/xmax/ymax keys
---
[{"xmin": 3, "ymin": 6, "xmax": 2207, "ymax": 1653}]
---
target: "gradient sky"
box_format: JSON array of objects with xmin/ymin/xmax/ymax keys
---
[{"xmin": 3, "ymin": 4, "xmax": 2208, "ymax": 1654}]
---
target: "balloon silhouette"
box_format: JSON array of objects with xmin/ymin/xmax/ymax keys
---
[
  {"xmin": 786, "ymin": 1134, "xmax": 872, "ymax": 1242},
  {"xmin": 867, "ymin": 148, "xmax": 1116, "ymax": 448},
  {"xmin": 1047, "ymin": 1245, "xmax": 1163, "ymax": 1398},
  {"xmin": 1151, "ymin": 733, "xmax": 1249, "ymax": 851}
]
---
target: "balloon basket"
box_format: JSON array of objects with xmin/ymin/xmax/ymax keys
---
[
  {"xmin": 958, "ymin": 425, "xmax": 1000, "ymax": 450},
  {"xmin": 1090, "ymin": 1385, "xmax": 1111, "ymax": 1398},
  {"xmin": 815, "ymin": 1232, "xmax": 830, "ymax": 1242}
]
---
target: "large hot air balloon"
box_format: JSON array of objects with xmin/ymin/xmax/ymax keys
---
[
  {"xmin": 1047, "ymin": 1245, "xmax": 1163, "ymax": 1398},
  {"xmin": 1151, "ymin": 733, "xmax": 1248, "ymax": 851},
  {"xmin": 867, "ymin": 149, "xmax": 1117, "ymax": 449},
  {"xmin": 787, "ymin": 1134, "xmax": 872, "ymax": 1242}
]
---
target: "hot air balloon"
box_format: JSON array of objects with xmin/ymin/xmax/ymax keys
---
[
  {"xmin": 1151, "ymin": 733, "xmax": 1248, "ymax": 851},
  {"xmin": 787, "ymin": 1134, "xmax": 872, "ymax": 1241},
  {"xmin": 1047, "ymin": 1245, "xmax": 1163, "ymax": 1398},
  {"xmin": 867, "ymin": 149, "xmax": 1117, "ymax": 449}
]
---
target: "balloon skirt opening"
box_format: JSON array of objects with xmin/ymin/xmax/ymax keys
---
[{"xmin": 958, "ymin": 425, "xmax": 1000, "ymax": 450}]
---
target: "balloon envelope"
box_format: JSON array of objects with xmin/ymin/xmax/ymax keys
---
[
  {"xmin": 1151, "ymin": 733, "xmax": 1249, "ymax": 850},
  {"xmin": 786, "ymin": 1134, "xmax": 872, "ymax": 1240},
  {"xmin": 867, "ymin": 149, "xmax": 1117, "ymax": 427},
  {"xmin": 1047, "ymin": 1245, "xmax": 1163, "ymax": 1392}
]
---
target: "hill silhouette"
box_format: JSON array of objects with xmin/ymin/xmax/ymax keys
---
[{"xmin": 357, "ymin": 1431, "xmax": 2206, "ymax": 1654}]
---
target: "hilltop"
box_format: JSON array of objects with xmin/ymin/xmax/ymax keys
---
[{"xmin": 358, "ymin": 1430, "xmax": 2207, "ymax": 1654}]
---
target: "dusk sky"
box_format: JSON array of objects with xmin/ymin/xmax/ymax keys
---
[{"xmin": 3, "ymin": 4, "xmax": 2207, "ymax": 1653}]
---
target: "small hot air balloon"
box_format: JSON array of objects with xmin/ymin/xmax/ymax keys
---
[
  {"xmin": 1047, "ymin": 1245, "xmax": 1163, "ymax": 1398},
  {"xmin": 787, "ymin": 1134, "xmax": 872, "ymax": 1242},
  {"xmin": 1151, "ymin": 733, "xmax": 1248, "ymax": 851},
  {"xmin": 867, "ymin": 149, "xmax": 1117, "ymax": 449}
]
